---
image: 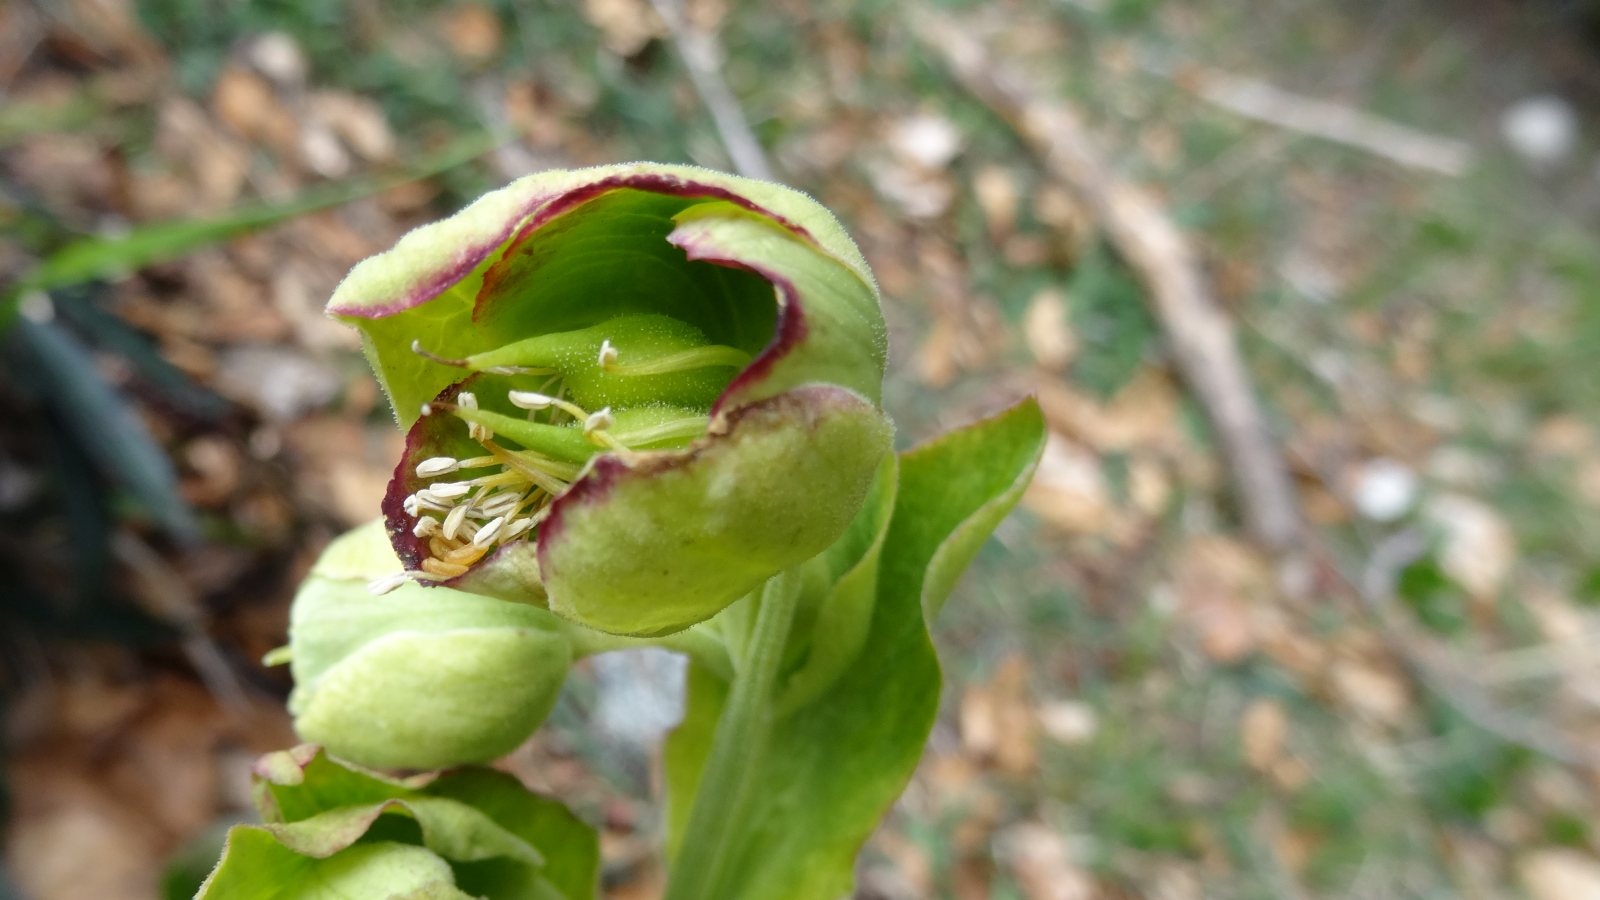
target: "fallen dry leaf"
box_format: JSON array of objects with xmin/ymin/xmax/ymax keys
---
[
  {"xmin": 1521, "ymin": 848, "xmax": 1600, "ymax": 900},
  {"xmin": 1023, "ymin": 434, "xmax": 1113, "ymax": 535},
  {"xmin": 1023, "ymin": 288, "xmax": 1076, "ymax": 372},
  {"xmin": 442, "ymin": 3, "xmax": 502, "ymax": 63},
  {"xmin": 1424, "ymin": 493, "xmax": 1516, "ymax": 600},
  {"xmin": 1240, "ymin": 699, "xmax": 1288, "ymax": 772},
  {"xmin": 583, "ymin": 0, "xmax": 664, "ymax": 57},
  {"xmin": 1036, "ymin": 369, "xmax": 1184, "ymax": 454},
  {"xmin": 212, "ymin": 64, "xmax": 298, "ymax": 156},
  {"xmin": 1329, "ymin": 659, "xmax": 1411, "ymax": 727},
  {"xmin": 1170, "ymin": 536, "xmax": 1274, "ymax": 664},
  {"xmin": 960, "ymin": 654, "xmax": 1038, "ymax": 777},
  {"xmin": 973, "ymin": 164, "xmax": 1020, "ymax": 239},
  {"xmin": 998, "ymin": 822, "xmax": 1094, "ymax": 900}
]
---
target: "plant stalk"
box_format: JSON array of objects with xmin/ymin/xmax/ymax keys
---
[{"xmin": 663, "ymin": 569, "xmax": 801, "ymax": 900}]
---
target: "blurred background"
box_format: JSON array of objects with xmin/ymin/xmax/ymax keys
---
[{"xmin": 4, "ymin": 0, "xmax": 1600, "ymax": 897}]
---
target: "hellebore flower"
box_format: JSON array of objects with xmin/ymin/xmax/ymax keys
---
[{"xmin": 328, "ymin": 163, "xmax": 893, "ymax": 636}]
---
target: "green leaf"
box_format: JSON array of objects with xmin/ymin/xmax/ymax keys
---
[
  {"xmin": 662, "ymin": 398, "xmax": 1046, "ymax": 899},
  {"xmin": 426, "ymin": 769, "xmax": 600, "ymax": 900},
  {"xmin": 776, "ymin": 453, "xmax": 898, "ymax": 716},
  {"xmin": 2, "ymin": 133, "xmax": 496, "ymax": 323},
  {"xmin": 239, "ymin": 747, "xmax": 599, "ymax": 900},
  {"xmin": 252, "ymin": 744, "xmax": 426, "ymax": 824},
  {"xmin": 4, "ymin": 317, "xmax": 198, "ymax": 540},
  {"xmin": 197, "ymin": 831, "xmax": 472, "ymax": 900}
]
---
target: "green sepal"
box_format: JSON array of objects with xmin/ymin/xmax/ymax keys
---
[
  {"xmin": 539, "ymin": 385, "xmax": 893, "ymax": 637},
  {"xmin": 288, "ymin": 521, "xmax": 572, "ymax": 770},
  {"xmin": 327, "ymin": 164, "xmax": 878, "ymax": 430},
  {"xmin": 661, "ymin": 397, "xmax": 1045, "ymax": 898}
]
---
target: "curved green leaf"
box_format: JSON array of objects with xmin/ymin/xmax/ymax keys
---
[
  {"xmin": 662, "ymin": 398, "xmax": 1046, "ymax": 898},
  {"xmin": 236, "ymin": 746, "xmax": 598, "ymax": 900},
  {"xmin": 197, "ymin": 832, "xmax": 471, "ymax": 900}
]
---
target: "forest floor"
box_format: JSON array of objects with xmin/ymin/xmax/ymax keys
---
[{"xmin": 3, "ymin": 0, "xmax": 1600, "ymax": 897}]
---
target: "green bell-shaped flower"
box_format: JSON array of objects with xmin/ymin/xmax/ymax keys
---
[
  {"xmin": 287, "ymin": 520, "xmax": 572, "ymax": 769},
  {"xmin": 327, "ymin": 164, "xmax": 893, "ymax": 636}
]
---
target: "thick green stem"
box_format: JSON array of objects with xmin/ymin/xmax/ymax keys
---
[{"xmin": 663, "ymin": 569, "xmax": 801, "ymax": 900}]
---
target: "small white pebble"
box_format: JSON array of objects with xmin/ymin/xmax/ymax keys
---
[
  {"xmin": 1352, "ymin": 457, "xmax": 1419, "ymax": 522},
  {"xmin": 1501, "ymin": 95, "xmax": 1577, "ymax": 168}
]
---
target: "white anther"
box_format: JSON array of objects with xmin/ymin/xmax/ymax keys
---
[
  {"xmin": 367, "ymin": 572, "xmax": 412, "ymax": 596},
  {"xmin": 413, "ymin": 493, "xmax": 453, "ymax": 512},
  {"xmin": 504, "ymin": 517, "xmax": 535, "ymax": 538},
  {"xmin": 597, "ymin": 339, "xmax": 618, "ymax": 368},
  {"xmin": 583, "ymin": 407, "xmax": 615, "ymax": 434},
  {"xmin": 412, "ymin": 516, "xmax": 441, "ymax": 538},
  {"xmin": 478, "ymin": 493, "xmax": 521, "ymax": 517},
  {"xmin": 507, "ymin": 390, "xmax": 556, "ymax": 410},
  {"xmin": 427, "ymin": 481, "xmax": 471, "ymax": 500},
  {"xmin": 472, "ymin": 516, "xmax": 506, "ymax": 547},
  {"xmin": 443, "ymin": 504, "xmax": 470, "ymax": 540},
  {"xmin": 415, "ymin": 457, "xmax": 460, "ymax": 478},
  {"xmin": 403, "ymin": 493, "xmax": 420, "ymax": 516},
  {"xmin": 458, "ymin": 392, "xmax": 478, "ymax": 409}
]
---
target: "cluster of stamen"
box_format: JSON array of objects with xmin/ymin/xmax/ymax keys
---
[
  {"xmin": 370, "ymin": 381, "xmax": 635, "ymax": 594},
  {"xmin": 369, "ymin": 323, "xmax": 733, "ymax": 595}
]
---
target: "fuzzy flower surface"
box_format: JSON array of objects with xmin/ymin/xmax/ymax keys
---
[{"xmin": 328, "ymin": 164, "xmax": 892, "ymax": 636}]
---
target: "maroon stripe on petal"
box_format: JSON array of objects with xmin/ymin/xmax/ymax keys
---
[
  {"xmin": 382, "ymin": 379, "xmax": 482, "ymax": 572},
  {"xmin": 471, "ymin": 172, "xmax": 821, "ymax": 324},
  {"xmin": 513, "ymin": 171, "xmax": 817, "ymax": 250},
  {"xmin": 534, "ymin": 386, "xmax": 862, "ymax": 580},
  {"xmin": 665, "ymin": 239, "xmax": 809, "ymax": 417},
  {"xmin": 328, "ymin": 189, "xmax": 566, "ymax": 320}
]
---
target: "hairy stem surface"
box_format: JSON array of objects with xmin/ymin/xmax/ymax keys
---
[{"xmin": 664, "ymin": 569, "xmax": 801, "ymax": 900}]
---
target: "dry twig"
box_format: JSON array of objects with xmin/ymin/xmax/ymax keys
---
[
  {"xmin": 648, "ymin": 0, "xmax": 773, "ymax": 181},
  {"xmin": 916, "ymin": 16, "xmax": 1303, "ymax": 550},
  {"xmin": 1347, "ymin": 529, "xmax": 1600, "ymax": 770},
  {"xmin": 1163, "ymin": 65, "xmax": 1474, "ymax": 176}
]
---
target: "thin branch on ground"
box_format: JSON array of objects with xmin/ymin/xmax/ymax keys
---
[
  {"xmin": 648, "ymin": 0, "xmax": 773, "ymax": 181},
  {"xmin": 915, "ymin": 15, "xmax": 1304, "ymax": 551},
  {"xmin": 1342, "ymin": 529, "xmax": 1600, "ymax": 770},
  {"xmin": 1151, "ymin": 62, "xmax": 1474, "ymax": 176}
]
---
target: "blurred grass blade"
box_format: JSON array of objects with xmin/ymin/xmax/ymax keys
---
[
  {"xmin": 6, "ymin": 315, "xmax": 199, "ymax": 542},
  {"xmin": 2, "ymin": 132, "xmax": 499, "ymax": 318},
  {"xmin": 54, "ymin": 289, "xmax": 232, "ymax": 421}
]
